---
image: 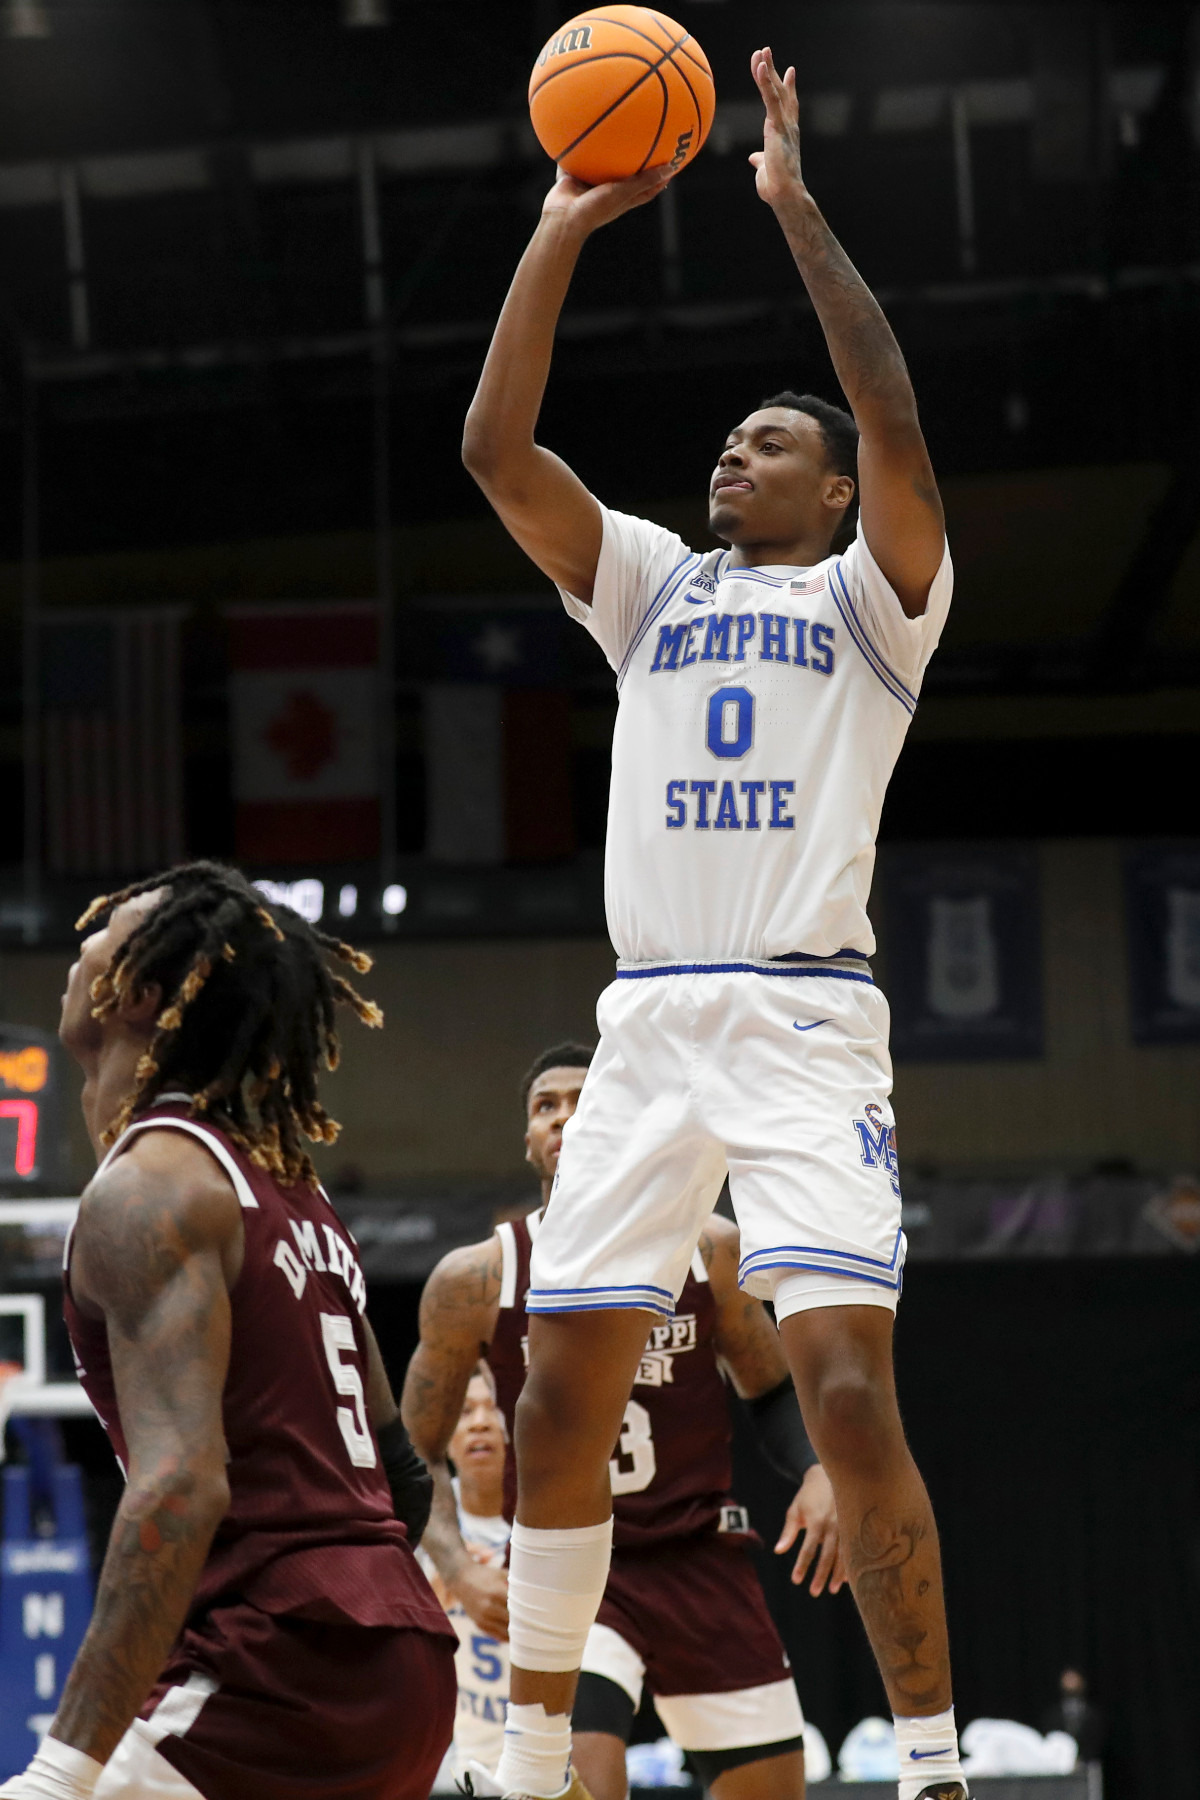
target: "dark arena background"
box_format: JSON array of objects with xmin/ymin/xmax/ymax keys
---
[{"xmin": 0, "ymin": 3, "xmax": 1198, "ymax": 1797}]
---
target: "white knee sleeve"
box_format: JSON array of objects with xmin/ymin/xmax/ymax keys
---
[{"xmin": 507, "ymin": 1519, "xmax": 614, "ymax": 1674}]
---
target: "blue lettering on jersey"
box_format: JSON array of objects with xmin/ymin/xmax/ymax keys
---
[
  {"xmin": 810, "ymin": 622, "xmax": 835, "ymax": 676},
  {"xmin": 651, "ymin": 621, "xmax": 688, "ymax": 671},
  {"xmin": 664, "ymin": 778, "xmax": 797, "ymax": 831},
  {"xmin": 793, "ymin": 619, "xmax": 809, "ymax": 666},
  {"xmin": 769, "ymin": 780, "xmax": 795, "ymax": 829},
  {"xmin": 700, "ymin": 615, "xmax": 734, "ymax": 662},
  {"xmin": 690, "ymin": 780, "xmax": 717, "ymax": 827},
  {"xmin": 714, "ymin": 781, "xmax": 742, "ymax": 829},
  {"xmin": 740, "ymin": 780, "xmax": 765, "ymax": 829},
  {"xmin": 650, "ymin": 612, "xmax": 835, "ymax": 676},
  {"xmin": 759, "ymin": 613, "xmax": 789, "ymax": 662}
]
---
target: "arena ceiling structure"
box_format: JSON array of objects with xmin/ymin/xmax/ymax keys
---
[{"xmin": 0, "ymin": 0, "xmax": 1198, "ymax": 933}]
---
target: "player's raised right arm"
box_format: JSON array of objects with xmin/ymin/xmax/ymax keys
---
[
  {"xmin": 401, "ymin": 1239, "xmax": 508, "ymax": 1637},
  {"xmin": 462, "ymin": 169, "xmax": 670, "ymax": 602}
]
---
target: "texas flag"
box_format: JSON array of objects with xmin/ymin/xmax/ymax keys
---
[{"xmin": 229, "ymin": 602, "xmax": 380, "ymax": 864}]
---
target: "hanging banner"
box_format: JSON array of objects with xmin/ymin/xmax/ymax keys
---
[
  {"xmin": 1125, "ymin": 845, "xmax": 1200, "ymax": 1045},
  {"xmin": 883, "ymin": 845, "xmax": 1043, "ymax": 1060},
  {"xmin": 41, "ymin": 607, "xmax": 185, "ymax": 876},
  {"xmin": 229, "ymin": 602, "xmax": 380, "ymax": 864},
  {"xmin": 424, "ymin": 685, "xmax": 575, "ymax": 866}
]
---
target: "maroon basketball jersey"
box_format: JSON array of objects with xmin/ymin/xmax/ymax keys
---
[
  {"xmin": 64, "ymin": 1100, "xmax": 452, "ymax": 1639},
  {"xmin": 488, "ymin": 1213, "xmax": 748, "ymax": 1549}
]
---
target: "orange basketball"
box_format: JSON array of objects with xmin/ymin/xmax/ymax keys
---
[{"xmin": 529, "ymin": 7, "xmax": 715, "ymax": 187}]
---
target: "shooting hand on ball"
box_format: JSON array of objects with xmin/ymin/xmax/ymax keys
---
[
  {"xmin": 542, "ymin": 165, "xmax": 672, "ymax": 238},
  {"xmin": 749, "ymin": 46, "xmax": 805, "ymax": 209}
]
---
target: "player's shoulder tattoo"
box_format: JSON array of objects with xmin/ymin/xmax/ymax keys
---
[
  {"xmin": 74, "ymin": 1151, "xmax": 234, "ymax": 1332},
  {"xmin": 420, "ymin": 1234, "xmax": 503, "ymax": 1329}
]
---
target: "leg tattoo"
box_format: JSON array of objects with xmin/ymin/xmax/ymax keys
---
[{"xmin": 849, "ymin": 1506, "xmax": 948, "ymax": 1712}]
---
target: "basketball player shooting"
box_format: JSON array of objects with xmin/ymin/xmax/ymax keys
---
[
  {"xmin": 0, "ymin": 864, "xmax": 455, "ymax": 1800},
  {"xmin": 462, "ymin": 44, "xmax": 965, "ymax": 1800}
]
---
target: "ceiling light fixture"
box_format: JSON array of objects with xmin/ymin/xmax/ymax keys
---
[
  {"xmin": 342, "ymin": 0, "xmax": 389, "ymax": 25},
  {"xmin": 4, "ymin": 0, "xmax": 50, "ymax": 38}
]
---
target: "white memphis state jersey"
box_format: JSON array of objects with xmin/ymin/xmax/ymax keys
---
[{"xmin": 560, "ymin": 507, "xmax": 953, "ymax": 962}]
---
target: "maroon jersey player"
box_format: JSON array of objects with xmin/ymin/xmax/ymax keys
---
[
  {"xmin": 1, "ymin": 864, "xmax": 454, "ymax": 1800},
  {"xmin": 404, "ymin": 1044, "xmax": 845, "ymax": 1800}
]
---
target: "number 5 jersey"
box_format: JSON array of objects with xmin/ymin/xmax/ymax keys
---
[{"xmin": 63, "ymin": 1098, "xmax": 453, "ymax": 1639}]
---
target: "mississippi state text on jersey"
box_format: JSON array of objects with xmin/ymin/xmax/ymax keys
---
[{"xmin": 488, "ymin": 1213, "xmax": 749, "ymax": 1548}]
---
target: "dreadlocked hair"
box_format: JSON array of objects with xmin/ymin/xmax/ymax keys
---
[{"xmin": 77, "ymin": 861, "xmax": 382, "ymax": 1187}]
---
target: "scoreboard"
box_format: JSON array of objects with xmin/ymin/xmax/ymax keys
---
[{"xmin": 0, "ymin": 1027, "xmax": 67, "ymax": 1194}]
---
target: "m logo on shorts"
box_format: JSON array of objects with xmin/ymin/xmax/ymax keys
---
[{"xmin": 853, "ymin": 1103, "xmax": 901, "ymax": 1201}]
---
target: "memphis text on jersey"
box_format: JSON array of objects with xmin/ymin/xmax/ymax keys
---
[{"xmin": 651, "ymin": 602, "xmax": 835, "ymax": 835}]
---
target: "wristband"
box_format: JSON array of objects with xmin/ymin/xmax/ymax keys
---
[
  {"xmin": 8, "ymin": 1738, "xmax": 103, "ymax": 1799},
  {"xmin": 377, "ymin": 1414, "xmax": 434, "ymax": 1548},
  {"xmin": 745, "ymin": 1377, "xmax": 819, "ymax": 1486}
]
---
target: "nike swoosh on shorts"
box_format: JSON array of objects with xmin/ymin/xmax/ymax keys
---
[{"xmin": 792, "ymin": 1019, "xmax": 831, "ymax": 1031}]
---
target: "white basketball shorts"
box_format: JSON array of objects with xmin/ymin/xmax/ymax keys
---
[{"xmin": 527, "ymin": 956, "xmax": 905, "ymax": 1322}]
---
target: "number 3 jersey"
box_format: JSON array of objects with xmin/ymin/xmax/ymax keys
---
[
  {"xmin": 560, "ymin": 508, "xmax": 953, "ymax": 962},
  {"xmin": 62, "ymin": 1100, "xmax": 452, "ymax": 1640},
  {"xmin": 488, "ymin": 1212, "xmax": 749, "ymax": 1549}
]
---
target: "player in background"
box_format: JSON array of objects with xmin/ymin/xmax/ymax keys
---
[
  {"xmin": 462, "ymin": 44, "xmax": 964, "ymax": 1800},
  {"xmin": 404, "ymin": 1044, "xmax": 844, "ymax": 1800},
  {"xmin": 0, "ymin": 864, "xmax": 454, "ymax": 1800},
  {"xmin": 422, "ymin": 1370, "xmax": 513, "ymax": 1784}
]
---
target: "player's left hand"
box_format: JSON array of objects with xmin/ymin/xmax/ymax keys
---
[
  {"xmin": 748, "ymin": 47, "xmax": 805, "ymax": 209},
  {"xmin": 775, "ymin": 1464, "xmax": 847, "ymax": 1595}
]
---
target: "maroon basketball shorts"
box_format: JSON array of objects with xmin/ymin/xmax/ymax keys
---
[
  {"xmin": 580, "ymin": 1533, "xmax": 804, "ymax": 1752},
  {"xmin": 94, "ymin": 1601, "xmax": 456, "ymax": 1800}
]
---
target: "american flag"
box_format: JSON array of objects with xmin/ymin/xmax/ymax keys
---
[{"xmin": 41, "ymin": 607, "xmax": 185, "ymax": 876}]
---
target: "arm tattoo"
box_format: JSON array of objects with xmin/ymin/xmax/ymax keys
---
[
  {"xmin": 849, "ymin": 1506, "xmax": 947, "ymax": 1711},
  {"xmin": 53, "ymin": 1165, "xmax": 233, "ymax": 1762},
  {"xmin": 776, "ymin": 195, "xmax": 941, "ymax": 523},
  {"xmin": 401, "ymin": 1240, "xmax": 502, "ymax": 1585}
]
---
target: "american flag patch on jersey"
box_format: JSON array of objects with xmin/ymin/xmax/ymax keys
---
[{"xmin": 790, "ymin": 574, "xmax": 826, "ymax": 596}]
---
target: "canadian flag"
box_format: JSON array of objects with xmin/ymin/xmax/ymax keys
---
[{"xmin": 229, "ymin": 602, "xmax": 380, "ymax": 864}]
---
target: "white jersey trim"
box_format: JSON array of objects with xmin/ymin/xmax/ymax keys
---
[
  {"xmin": 496, "ymin": 1221, "xmax": 518, "ymax": 1311},
  {"xmin": 829, "ymin": 559, "xmax": 917, "ymax": 715},
  {"xmin": 615, "ymin": 553, "xmax": 702, "ymax": 685},
  {"xmin": 96, "ymin": 1115, "xmax": 260, "ymax": 1210}
]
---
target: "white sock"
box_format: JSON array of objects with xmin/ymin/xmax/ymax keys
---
[
  {"xmin": 894, "ymin": 1706, "xmax": 966, "ymax": 1799},
  {"xmin": 494, "ymin": 1702, "xmax": 572, "ymax": 1799},
  {"xmin": 506, "ymin": 1519, "xmax": 613, "ymax": 1672}
]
